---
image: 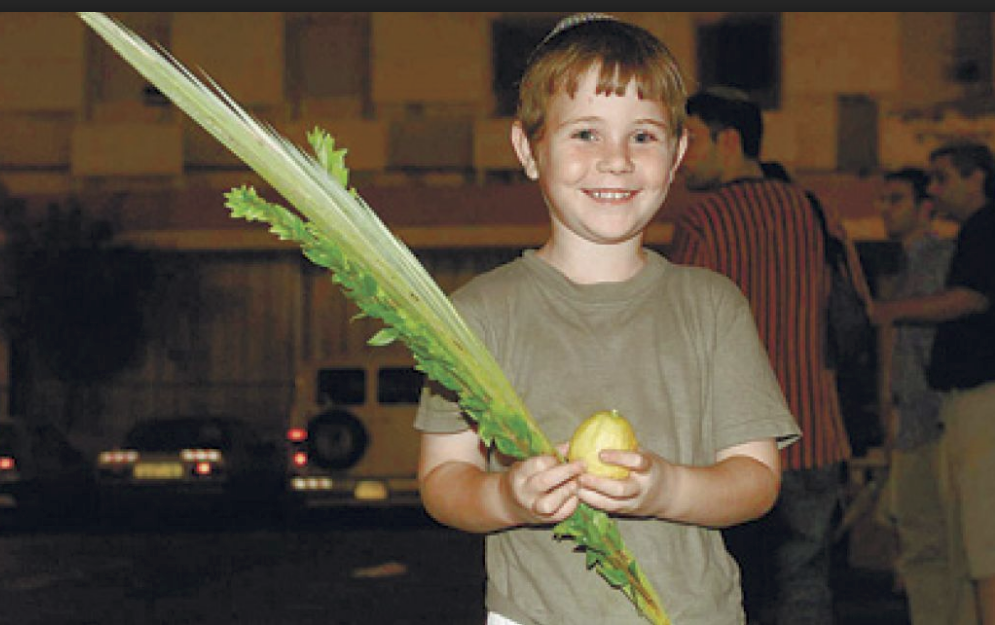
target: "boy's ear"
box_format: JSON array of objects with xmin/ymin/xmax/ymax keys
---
[
  {"xmin": 511, "ymin": 121, "xmax": 539, "ymax": 180},
  {"xmin": 671, "ymin": 129, "xmax": 689, "ymax": 175}
]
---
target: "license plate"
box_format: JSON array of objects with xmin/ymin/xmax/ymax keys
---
[
  {"xmin": 134, "ymin": 462, "xmax": 183, "ymax": 479},
  {"xmin": 354, "ymin": 480, "xmax": 388, "ymax": 501}
]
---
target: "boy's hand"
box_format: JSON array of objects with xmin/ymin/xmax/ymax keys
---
[
  {"xmin": 575, "ymin": 448, "xmax": 671, "ymax": 517},
  {"xmin": 501, "ymin": 443, "xmax": 585, "ymax": 525}
]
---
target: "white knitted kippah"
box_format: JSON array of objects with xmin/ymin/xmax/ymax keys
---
[{"xmin": 538, "ymin": 12, "xmax": 618, "ymax": 49}]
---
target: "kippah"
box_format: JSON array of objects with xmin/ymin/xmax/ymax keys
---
[{"xmin": 537, "ymin": 12, "xmax": 618, "ymax": 49}]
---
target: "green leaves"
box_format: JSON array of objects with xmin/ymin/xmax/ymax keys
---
[
  {"xmin": 307, "ymin": 127, "xmax": 354, "ymax": 195},
  {"xmin": 223, "ymin": 130, "xmax": 669, "ymax": 624},
  {"xmin": 367, "ymin": 327, "xmax": 399, "ymax": 347},
  {"xmin": 555, "ymin": 504, "xmax": 671, "ymax": 624},
  {"xmin": 76, "ymin": 12, "xmax": 668, "ymax": 623},
  {"xmin": 219, "ymin": 124, "xmax": 669, "ymax": 624}
]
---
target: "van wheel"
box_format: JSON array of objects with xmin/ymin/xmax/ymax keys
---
[{"xmin": 307, "ymin": 409, "xmax": 369, "ymax": 470}]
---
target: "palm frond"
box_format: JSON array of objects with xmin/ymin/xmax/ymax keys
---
[
  {"xmin": 77, "ymin": 11, "xmax": 545, "ymax": 459},
  {"xmin": 78, "ymin": 12, "xmax": 669, "ymax": 624}
]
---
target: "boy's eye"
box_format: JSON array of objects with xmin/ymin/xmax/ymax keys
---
[
  {"xmin": 633, "ymin": 130, "xmax": 658, "ymax": 144},
  {"xmin": 572, "ymin": 129, "xmax": 596, "ymax": 141}
]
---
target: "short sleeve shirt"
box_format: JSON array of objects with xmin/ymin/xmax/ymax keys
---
[
  {"xmin": 928, "ymin": 204, "xmax": 995, "ymax": 390},
  {"xmin": 890, "ymin": 234, "xmax": 954, "ymax": 449},
  {"xmin": 416, "ymin": 250, "xmax": 800, "ymax": 625}
]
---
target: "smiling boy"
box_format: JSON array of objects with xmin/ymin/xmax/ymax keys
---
[{"xmin": 415, "ymin": 14, "xmax": 799, "ymax": 625}]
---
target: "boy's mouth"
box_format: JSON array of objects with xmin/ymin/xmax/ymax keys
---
[{"xmin": 586, "ymin": 189, "xmax": 636, "ymax": 201}]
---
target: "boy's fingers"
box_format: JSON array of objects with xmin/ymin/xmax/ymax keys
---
[{"xmin": 599, "ymin": 449, "xmax": 649, "ymax": 472}]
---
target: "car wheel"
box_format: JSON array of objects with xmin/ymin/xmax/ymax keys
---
[{"xmin": 307, "ymin": 409, "xmax": 369, "ymax": 471}]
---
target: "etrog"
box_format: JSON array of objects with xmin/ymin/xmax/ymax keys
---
[{"xmin": 568, "ymin": 409, "xmax": 637, "ymax": 479}]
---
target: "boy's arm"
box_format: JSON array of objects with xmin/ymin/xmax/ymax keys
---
[
  {"xmin": 418, "ymin": 429, "xmax": 514, "ymax": 533},
  {"xmin": 418, "ymin": 430, "xmax": 585, "ymax": 533},
  {"xmin": 581, "ymin": 438, "xmax": 781, "ymax": 529},
  {"xmin": 671, "ymin": 439, "xmax": 781, "ymax": 527}
]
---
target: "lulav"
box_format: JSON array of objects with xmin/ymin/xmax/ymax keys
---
[{"xmin": 77, "ymin": 13, "xmax": 670, "ymax": 624}]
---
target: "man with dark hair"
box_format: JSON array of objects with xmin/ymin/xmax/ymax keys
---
[
  {"xmin": 679, "ymin": 86, "xmax": 764, "ymax": 192},
  {"xmin": 671, "ymin": 86, "xmax": 869, "ymax": 625},
  {"xmin": 874, "ymin": 141, "xmax": 995, "ymax": 625},
  {"xmin": 875, "ymin": 166, "xmax": 954, "ymax": 625}
]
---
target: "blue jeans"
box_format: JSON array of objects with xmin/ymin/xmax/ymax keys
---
[{"xmin": 725, "ymin": 463, "xmax": 842, "ymax": 625}]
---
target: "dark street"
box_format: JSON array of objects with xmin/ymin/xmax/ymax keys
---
[
  {"xmin": 0, "ymin": 505, "xmax": 907, "ymax": 625},
  {"xmin": 0, "ymin": 507, "xmax": 485, "ymax": 625}
]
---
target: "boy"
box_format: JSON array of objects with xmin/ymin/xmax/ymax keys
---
[{"xmin": 416, "ymin": 14, "xmax": 800, "ymax": 625}]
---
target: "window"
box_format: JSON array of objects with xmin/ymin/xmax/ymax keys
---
[
  {"xmin": 86, "ymin": 12, "xmax": 173, "ymax": 120},
  {"xmin": 316, "ymin": 368, "xmax": 366, "ymax": 405},
  {"xmin": 491, "ymin": 14, "xmax": 563, "ymax": 117},
  {"xmin": 285, "ymin": 12, "xmax": 372, "ymax": 117},
  {"xmin": 377, "ymin": 367, "xmax": 425, "ymax": 405},
  {"xmin": 696, "ymin": 14, "xmax": 780, "ymax": 109}
]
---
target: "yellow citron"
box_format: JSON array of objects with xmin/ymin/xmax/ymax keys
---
[{"xmin": 568, "ymin": 409, "xmax": 638, "ymax": 479}]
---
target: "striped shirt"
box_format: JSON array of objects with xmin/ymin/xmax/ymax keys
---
[{"xmin": 669, "ymin": 178, "xmax": 852, "ymax": 470}]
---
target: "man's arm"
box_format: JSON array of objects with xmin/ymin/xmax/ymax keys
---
[{"xmin": 872, "ymin": 286, "xmax": 989, "ymax": 326}]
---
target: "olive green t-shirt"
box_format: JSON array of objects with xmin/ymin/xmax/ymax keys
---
[{"xmin": 416, "ymin": 249, "xmax": 800, "ymax": 625}]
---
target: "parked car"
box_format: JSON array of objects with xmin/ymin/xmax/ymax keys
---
[
  {"xmin": 285, "ymin": 357, "xmax": 424, "ymax": 511},
  {"xmin": 95, "ymin": 415, "xmax": 283, "ymax": 517},
  {"xmin": 0, "ymin": 417, "xmax": 95, "ymax": 527}
]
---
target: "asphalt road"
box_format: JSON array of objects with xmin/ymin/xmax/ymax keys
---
[
  {"xmin": 0, "ymin": 506, "xmax": 486, "ymax": 625},
  {"xmin": 0, "ymin": 504, "xmax": 907, "ymax": 625}
]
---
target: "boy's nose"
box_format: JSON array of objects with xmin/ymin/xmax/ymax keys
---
[{"xmin": 597, "ymin": 143, "xmax": 634, "ymax": 174}]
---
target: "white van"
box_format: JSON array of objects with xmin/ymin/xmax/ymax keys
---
[{"xmin": 285, "ymin": 356, "xmax": 424, "ymax": 509}]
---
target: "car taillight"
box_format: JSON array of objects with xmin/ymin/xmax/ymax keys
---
[
  {"xmin": 194, "ymin": 461, "xmax": 214, "ymax": 476},
  {"xmin": 292, "ymin": 451, "xmax": 308, "ymax": 468},
  {"xmin": 98, "ymin": 450, "xmax": 139, "ymax": 465},
  {"xmin": 287, "ymin": 427, "xmax": 307, "ymax": 443},
  {"xmin": 0, "ymin": 456, "xmax": 15, "ymax": 471}
]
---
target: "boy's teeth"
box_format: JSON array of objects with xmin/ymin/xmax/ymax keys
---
[{"xmin": 591, "ymin": 190, "xmax": 630, "ymax": 200}]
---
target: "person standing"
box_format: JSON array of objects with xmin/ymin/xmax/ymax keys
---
[
  {"xmin": 873, "ymin": 141, "xmax": 995, "ymax": 625},
  {"xmin": 874, "ymin": 167, "xmax": 955, "ymax": 624},
  {"xmin": 415, "ymin": 16, "xmax": 800, "ymax": 625},
  {"xmin": 670, "ymin": 86, "xmax": 866, "ymax": 625}
]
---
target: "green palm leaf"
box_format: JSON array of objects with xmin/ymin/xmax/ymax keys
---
[{"xmin": 78, "ymin": 12, "xmax": 670, "ymax": 624}]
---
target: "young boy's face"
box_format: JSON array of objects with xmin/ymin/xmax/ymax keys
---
[{"xmin": 513, "ymin": 65, "xmax": 687, "ymax": 247}]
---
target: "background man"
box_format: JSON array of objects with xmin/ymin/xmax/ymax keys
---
[
  {"xmin": 873, "ymin": 142, "xmax": 995, "ymax": 625},
  {"xmin": 875, "ymin": 166, "xmax": 954, "ymax": 625},
  {"xmin": 671, "ymin": 86, "xmax": 866, "ymax": 625}
]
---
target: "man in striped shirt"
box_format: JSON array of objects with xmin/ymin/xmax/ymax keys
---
[{"xmin": 670, "ymin": 86, "xmax": 860, "ymax": 625}]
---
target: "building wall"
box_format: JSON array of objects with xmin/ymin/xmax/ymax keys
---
[
  {"xmin": 0, "ymin": 12, "xmax": 991, "ymax": 437},
  {"xmin": 1, "ymin": 12, "xmax": 992, "ymax": 205}
]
